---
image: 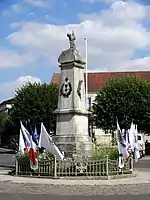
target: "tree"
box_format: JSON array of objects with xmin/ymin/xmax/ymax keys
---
[
  {"xmin": 0, "ymin": 113, "xmax": 17, "ymax": 146},
  {"xmin": 11, "ymin": 82, "xmax": 59, "ymax": 134},
  {"xmin": 93, "ymin": 75, "xmax": 150, "ymax": 132},
  {"xmin": 0, "ymin": 114, "xmax": 11, "ymax": 136}
]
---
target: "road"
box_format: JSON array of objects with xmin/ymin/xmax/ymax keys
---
[
  {"xmin": 0, "ymin": 148, "xmax": 15, "ymax": 168},
  {"xmin": 0, "ymin": 194, "xmax": 150, "ymax": 200},
  {"xmin": 134, "ymin": 156, "xmax": 150, "ymax": 172},
  {"xmin": 0, "ymin": 153, "xmax": 15, "ymax": 168}
]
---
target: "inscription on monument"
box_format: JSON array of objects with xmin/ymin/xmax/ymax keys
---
[
  {"xmin": 60, "ymin": 77, "xmax": 72, "ymax": 98},
  {"xmin": 77, "ymin": 80, "xmax": 83, "ymax": 99}
]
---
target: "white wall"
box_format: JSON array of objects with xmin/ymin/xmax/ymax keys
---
[
  {"xmin": 94, "ymin": 128, "xmax": 112, "ymax": 144},
  {"xmin": 87, "ymin": 92, "xmax": 112, "ymax": 144}
]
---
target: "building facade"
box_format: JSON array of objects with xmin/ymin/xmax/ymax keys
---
[
  {"xmin": 51, "ymin": 71, "xmax": 150, "ymax": 109},
  {"xmin": 51, "ymin": 71, "xmax": 150, "ymax": 143},
  {"xmin": 0, "ymin": 98, "xmax": 14, "ymax": 114}
]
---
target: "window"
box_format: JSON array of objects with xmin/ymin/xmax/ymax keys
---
[{"xmin": 88, "ymin": 97, "xmax": 92, "ymax": 110}]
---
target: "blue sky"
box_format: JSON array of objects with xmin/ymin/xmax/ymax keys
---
[{"xmin": 0, "ymin": 0, "xmax": 150, "ymax": 101}]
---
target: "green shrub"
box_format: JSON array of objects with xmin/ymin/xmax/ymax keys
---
[
  {"xmin": 92, "ymin": 143, "xmax": 118, "ymax": 160},
  {"xmin": 16, "ymin": 150, "xmax": 55, "ymax": 175},
  {"xmin": 108, "ymin": 147, "xmax": 118, "ymax": 160},
  {"xmin": 16, "ymin": 152, "xmax": 30, "ymax": 165},
  {"xmin": 38, "ymin": 151, "xmax": 54, "ymax": 161},
  {"xmin": 15, "ymin": 152, "xmax": 30, "ymax": 174},
  {"xmin": 16, "ymin": 150, "xmax": 54, "ymax": 164}
]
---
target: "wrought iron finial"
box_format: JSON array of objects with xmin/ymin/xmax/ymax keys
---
[{"xmin": 67, "ymin": 31, "xmax": 76, "ymax": 49}]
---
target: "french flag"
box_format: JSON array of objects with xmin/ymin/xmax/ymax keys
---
[
  {"xmin": 120, "ymin": 129, "xmax": 129, "ymax": 160},
  {"xmin": 20, "ymin": 121, "xmax": 37, "ymax": 165},
  {"xmin": 29, "ymin": 135, "xmax": 37, "ymax": 165},
  {"xmin": 116, "ymin": 120, "xmax": 129, "ymax": 160},
  {"xmin": 28, "ymin": 124, "xmax": 37, "ymax": 166},
  {"xmin": 32, "ymin": 125, "xmax": 39, "ymax": 146},
  {"xmin": 20, "ymin": 121, "xmax": 31, "ymax": 153},
  {"xmin": 22, "ymin": 132, "xmax": 30, "ymax": 153}
]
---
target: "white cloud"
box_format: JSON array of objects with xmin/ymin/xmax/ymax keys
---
[
  {"xmin": 0, "ymin": 50, "xmax": 36, "ymax": 68},
  {"xmin": 79, "ymin": 1, "xmax": 149, "ymax": 23},
  {"xmin": 24, "ymin": 0, "xmax": 51, "ymax": 7},
  {"xmin": 120, "ymin": 57, "xmax": 150, "ymax": 71},
  {"xmin": 0, "ymin": 76, "xmax": 41, "ymax": 101},
  {"xmin": 6, "ymin": 1, "xmax": 150, "ymax": 71},
  {"xmin": 9, "ymin": 21, "xmax": 26, "ymax": 29}
]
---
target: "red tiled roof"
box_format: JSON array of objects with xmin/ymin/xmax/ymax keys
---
[{"xmin": 51, "ymin": 71, "xmax": 150, "ymax": 92}]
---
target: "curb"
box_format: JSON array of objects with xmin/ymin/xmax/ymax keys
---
[
  {"xmin": 12, "ymin": 172, "xmax": 136, "ymax": 180},
  {"xmin": 1, "ymin": 169, "xmax": 150, "ymax": 186},
  {"xmin": 0, "ymin": 173, "xmax": 150, "ymax": 186}
]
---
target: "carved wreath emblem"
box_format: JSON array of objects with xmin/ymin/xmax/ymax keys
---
[
  {"xmin": 60, "ymin": 77, "xmax": 72, "ymax": 98},
  {"xmin": 77, "ymin": 80, "xmax": 83, "ymax": 99}
]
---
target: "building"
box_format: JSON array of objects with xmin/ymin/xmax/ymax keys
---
[
  {"xmin": 0, "ymin": 98, "xmax": 14, "ymax": 114},
  {"xmin": 51, "ymin": 71, "xmax": 150, "ymax": 108},
  {"xmin": 51, "ymin": 71, "xmax": 150, "ymax": 143}
]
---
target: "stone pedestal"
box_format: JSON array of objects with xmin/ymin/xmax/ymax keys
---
[{"xmin": 54, "ymin": 31, "xmax": 92, "ymax": 158}]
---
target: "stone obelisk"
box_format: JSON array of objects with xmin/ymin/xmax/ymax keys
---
[{"xmin": 54, "ymin": 31, "xmax": 92, "ymax": 158}]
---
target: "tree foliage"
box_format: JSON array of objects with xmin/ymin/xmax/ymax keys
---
[
  {"xmin": 0, "ymin": 114, "xmax": 11, "ymax": 136},
  {"xmin": 93, "ymin": 76, "xmax": 150, "ymax": 132},
  {"xmin": 10, "ymin": 82, "xmax": 59, "ymax": 133}
]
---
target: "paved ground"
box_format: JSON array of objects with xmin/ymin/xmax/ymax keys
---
[
  {"xmin": 0, "ymin": 194, "xmax": 150, "ymax": 200},
  {"xmin": 0, "ymin": 154, "xmax": 15, "ymax": 168},
  {"xmin": 0, "ymin": 181, "xmax": 150, "ymax": 195},
  {"xmin": 134, "ymin": 156, "xmax": 150, "ymax": 172},
  {"xmin": 0, "ymin": 148, "xmax": 15, "ymax": 168},
  {"xmin": 0, "ymin": 151, "xmax": 150, "ymax": 198},
  {"xmin": 0, "ymin": 156, "xmax": 149, "ymax": 186}
]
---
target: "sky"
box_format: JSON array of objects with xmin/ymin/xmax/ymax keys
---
[{"xmin": 0, "ymin": 0, "xmax": 150, "ymax": 101}]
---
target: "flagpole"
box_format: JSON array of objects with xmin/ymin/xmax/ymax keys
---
[{"xmin": 84, "ymin": 37, "xmax": 88, "ymax": 109}]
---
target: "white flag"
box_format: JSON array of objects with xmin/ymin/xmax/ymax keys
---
[
  {"xmin": 128, "ymin": 122, "xmax": 135, "ymax": 151},
  {"xmin": 134, "ymin": 124, "xmax": 140, "ymax": 162},
  {"xmin": 116, "ymin": 120, "xmax": 124, "ymax": 168},
  {"xmin": 38, "ymin": 123, "xmax": 64, "ymax": 160},
  {"xmin": 116, "ymin": 120, "xmax": 122, "ymax": 154},
  {"xmin": 19, "ymin": 129, "xmax": 26, "ymax": 153}
]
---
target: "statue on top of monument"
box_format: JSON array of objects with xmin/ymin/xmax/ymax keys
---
[
  {"xmin": 58, "ymin": 30, "xmax": 85, "ymax": 64},
  {"xmin": 67, "ymin": 31, "xmax": 76, "ymax": 50}
]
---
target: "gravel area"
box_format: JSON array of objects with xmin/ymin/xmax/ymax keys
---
[{"xmin": 0, "ymin": 182, "xmax": 150, "ymax": 195}]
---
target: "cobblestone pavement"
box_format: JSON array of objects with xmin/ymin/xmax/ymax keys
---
[
  {"xmin": 0, "ymin": 182, "xmax": 150, "ymax": 196},
  {"xmin": 0, "ymin": 194, "xmax": 150, "ymax": 200}
]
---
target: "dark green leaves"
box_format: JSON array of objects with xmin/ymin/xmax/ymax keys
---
[
  {"xmin": 11, "ymin": 82, "xmax": 59, "ymax": 133},
  {"xmin": 93, "ymin": 75, "xmax": 150, "ymax": 132}
]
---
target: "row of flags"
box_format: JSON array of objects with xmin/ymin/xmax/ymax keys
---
[
  {"xmin": 19, "ymin": 118, "xmax": 140, "ymax": 170},
  {"xmin": 19, "ymin": 121, "xmax": 64, "ymax": 169},
  {"xmin": 116, "ymin": 120, "xmax": 140, "ymax": 168}
]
